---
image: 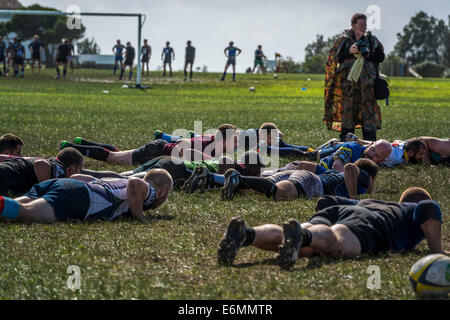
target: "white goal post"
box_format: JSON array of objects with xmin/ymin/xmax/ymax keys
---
[{"xmin": 0, "ymin": 9, "xmax": 146, "ymax": 87}]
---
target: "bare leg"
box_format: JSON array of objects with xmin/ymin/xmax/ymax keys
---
[
  {"xmin": 106, "ymin": 150, "xmax": 134, "ymax": 165},
  {"xmin": 307, "ymin": 224, "xmax": 361, "ymax": 258},
  {"xmin": 274, "ymin": 180, "xmax": 299, "ymax": 201},
  {"xmin": 17, "ymin": 198, "xmax": 57, "ymax": 223},
  {"xmin": 295, "ymin": 161, "xmax": 318, "ymax": 173}
]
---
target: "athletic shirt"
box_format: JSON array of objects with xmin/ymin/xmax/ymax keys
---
[
  {"xmin": 163, "ymin": 47, "xmax": 174, "ymax": 58},
  {"xmin": 185, "ymin": 46, "xmax": 195, "ymax": 60},
  {"xmin": 226, "ymin": 46, "xmax": 238, "ymax": 57},
  {"xmin": 353, "ymin": 199, "xmax": 442, "ymax": 252},
  {"xmin": 84, "ymin": 178, "xmax": 156, "ymax": 221},
  {"xmin": 382, "ymin": 140, "xmax": 406, "ymax": 168},
  {"xmin": 183, "ymin": 158, "xmax": 219, "ymax": 173},
  {"xmin": 255, "ymin": 49, "xmax": 263, "ymax": 59},
  {"xmin": 0, "ymin": 42, "xmax": 5, "ymax": 57},
  {"xmin": 126, "ymin": 46, "xmax": 135, "ymax": 60},
  {"xmin": 320, "ymin": 142, "xmax": 366, "ymax": 170},
  {"xmin": 0, "ymin": 157, "xmax": 66, "ymax": 195},
  {"xmin": 58, "ymin": 44, "xmax": 71, "ymax": 58},
  {"xmin": 163, "ymin": 135, "xmax": 216, "ymax": 158},
  {"xmin": 319, "ymin": 169, "xmax": 370, "ymax": 197},
  {"xmin": 13, "ymin": 44, "xmax": 25, "ymax": 58},
  {"xmin": 142, "ymin": 46, "xmax": 150, "ymax": 55},
  {"xmin": 114, "ymin": 45, "xmax": 125, "ymax": 55},
  {"xmin": 29, "ymin": 40, "xmax": 43, "ymax": 53}
]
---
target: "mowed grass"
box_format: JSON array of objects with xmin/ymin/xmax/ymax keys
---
[{"xmin": 0, "ymin": 69, "xmax": 449, "ymax": 299}]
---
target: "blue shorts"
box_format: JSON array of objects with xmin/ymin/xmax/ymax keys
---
[
  {"xmin": 25, "ymin": 179, "xmax": 90, "ymax": 221},
  {"xmin": 115, "ymin": 56, "xmax": 123, "ymax": 62}
]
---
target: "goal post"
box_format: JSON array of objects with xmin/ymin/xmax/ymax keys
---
[{"xmin": 0, "ymin": 9, "xmax": 146, "ymax": 87}]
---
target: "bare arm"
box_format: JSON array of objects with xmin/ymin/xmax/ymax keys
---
[
  {"xmin": 420, "ymin": 140, "xmax": 431, "ymax": 165},
  {"xmin": 126, "ymin": 177, "xmax": 149, "ymax": 222},
  {"xmin": 332, "ymin": 159, "xmax": 345, "ymax": 172},
  {"xmin": 33, "ymin": 160, "xmax": 52, "ymax": 182},
  {"xmin": 70, "ymin": 174, "xmax": 96, "ymax": 183},
  {"xmin": 81, "ymin": 169, "xmax": 127, "ymax": 179},
  {"xmin": 421, "ymin": 219, "xmax": 444, "ymax": 254},
  {"xmin": 343, "ymin": 163, "xmax": 359, "ymax": 199}
]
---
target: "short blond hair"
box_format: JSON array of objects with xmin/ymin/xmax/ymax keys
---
[{"xmin": 399, "ymin": 187, "xmax": 431, "ymax": 203}]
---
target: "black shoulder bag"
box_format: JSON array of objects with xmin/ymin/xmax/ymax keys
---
[{"xmin": 369, "ymin": 34, "xmax": 390, "ymax": 100}]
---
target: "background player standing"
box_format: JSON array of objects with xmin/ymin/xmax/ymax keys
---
[
  {"xmin": 161, "ymin": 41, "xmax": 175, "ymax": 76},
  {"xmin": 12, "ymin": 37, "xmax": 25, "ymax": 78},
  {"xmin": 28, "ymin": 34, "xmax": 44, "ymax": 74},
  {"xmin": 251, "ymin": 45, "xmax": 266, "ymax": 74},
  {"xmin": 184, "ymin": 40, "xmax": 196, "ymax": 82},
  {"xmin": 220, "ymin": 41, "xmax": 241, "ymax": 82},
  {"xmin": 120, "ymin": 42, "xmax": 135, "ymax": 81},
  {"xmin": 112, "ymin": 39, "xmax": 125, "ymax": 75},
  {"xmin": 141, "ymin": 39, "xmax": 152, "ymax": 77},
  {"xmin": 0, "ymin": 35, "xmax": 6, "ymax": 76},
  {"xmin": 55, "ymin": 39, "xmax": 71, "ymax": 79}
]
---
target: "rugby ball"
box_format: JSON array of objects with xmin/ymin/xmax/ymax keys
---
[
  {"xmin": 273, "ymin": 74, "xmax": 278, "ymax": 79},
  {"xmin": 249, "ymin": 86, "xmax": 255, "ymax": 92},
  {"xmin": 409, "ymin": 254, "xmax": 450, "ymax": 297}
]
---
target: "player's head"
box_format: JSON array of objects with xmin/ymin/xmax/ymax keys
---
[
  {"xmin": 64, "ymin": 38, "xmax": 69, "ymax": 44},
  {"xmin": 258, "ymin": 44, "xmax": 262, "ymax": 49},
  {"xmin": 364, "ymin": 139, "xmax": 392, "ymax": 164},
  {"xmin": 67, "ymin": 38, "xmax": 72, "ymax": 43},
  {"xmin": 187, "ymin": 40, "xmax": 191, "ymax": 46},
  {"xmin": 258, "ymin": 122, "xmax": 282, "ymax": 146},
  {"xmin": 355, "ymin": 158, "xmax": 379, "ymax": 192},
  {"xmin": 351, "ymin": 13, "xmax": 367, "ymax": 34},
  {"xmin": 56, "ymin": 147, "xmax": 85, "ymax": 177},
  {"xmin": 16, "ymin": 37, "xmax": 21, "ymax": 43},
  {"xmin": 144, "ymin": 168, "xmax": 173, "ymax": 209},
  {"xmin": 405, "ymin": 138, "xmax": 427, "ymax": 164},
  {"xmin": 33, "ymin": 34, "xmax": 39, "ymax": 41},
  {"xmin": 166, "ymin": 41, "xmax": 170, "ymax": 46},
  {"xmin": 0, "ymin": 133, "xmax": 23, "ymax": 156},
  {"xmin": 229, "ymin": 41, "xmax": 234, "ymax": 46},
  {"xmin": 144, "ymin": 39, "xmax": 148, "ymax": 44},
  {"xmin": 126, "ymin": 42, "xmax": 131, "ymax": 47},
  {"xmin": 399, "ymin": 187, "xmax": 431, "ymax": 203},
  {"xmin": 117, "ymin": 39, "xmax": 121, "ymax": 44},
  {"xmin": 215, "ymin": 124, "xmax": 239, "ymax": 155},
  {"xmin": 239, "ymin": 151, "xmax": 266, "ymax": 176}
]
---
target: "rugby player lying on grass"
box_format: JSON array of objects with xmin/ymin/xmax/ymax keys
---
[
  {"xmin": 217, "ymin": 187, "xmax": 447, "ymax": 270},
  {"xmin": 0, "ymin": 168, "xmax": 173, "ymax": 223},
  {"xmin": 344, "ymin": 134, "xmax": 449, "ymax": 167},
  {"xmin": 60, "ymin": 124, "xmax": 240, "ymax": 165},
  {"xmin": 155, "ymin": 122, "xmax": 323, "ymax": 161},
  {"xmin": 219, "ymin": 158, "xmax": 378, "ymax": 201},
  {"xmin": 0, "ymin": 147, "xmax": 85, "ymax": 196}
]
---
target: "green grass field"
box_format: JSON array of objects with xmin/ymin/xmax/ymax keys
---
[{"xmin": 0, "ymin": 69, "xmax": 449, "ymax": 299}]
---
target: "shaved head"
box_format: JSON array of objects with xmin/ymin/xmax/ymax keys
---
[{"xmin": 364, "ymin": 139, "xmax": 392, "ymax": 164}]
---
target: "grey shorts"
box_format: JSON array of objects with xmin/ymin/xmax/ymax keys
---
[{"xmin": 226, "ymin": 57, "xmax": 236, "ymax": 65}]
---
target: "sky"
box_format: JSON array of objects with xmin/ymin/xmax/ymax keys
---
[{"xmin": 19, "ymin": 0, "xmax": 450, "ymax": 72}]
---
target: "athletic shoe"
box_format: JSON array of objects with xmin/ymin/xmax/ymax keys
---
[
  {"xmin": 221, "ymin": 169, "xmax": 240, "ymax": 200},
  {"xmin": 277, "ymin": 218, "xmax": 302, "ymax": 270},
  {"xmin": 73, "ymin": 137, "xmax": 84, "ymax": 145},
  {"xmin": 153, "ymin": 130, "xmax": 163, "ymax": 140},
  {"xmin": 217, "ymin": 217, "xmax": 247, "ymax": 266},
  {"xmin": 182, "ymin": 166, "xmax": 210, "ymax": 193},
  {"xmin": 59, "ymin": 140, "xmax": 71, "ymax": 150}
]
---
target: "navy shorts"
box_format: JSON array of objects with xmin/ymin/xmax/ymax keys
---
[
  {"xmin": 227, "ymin": 57, "xmax": 236, "ymax": 65},
  {"xmin": 25, "ymin": 178, "xmax": 90, "ymax": 222},
  {"xmin": 132, "ymin": 139, "xmax": 168, "ymax": 165}
]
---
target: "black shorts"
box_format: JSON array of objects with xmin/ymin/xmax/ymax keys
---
[
  {"xmin": 14, "ymin": 57, "xmax": 24, "ymax": 65},
  {"xmin": 24, "ymin": 178, "xmax": 90, "ymax": 222},
  {"xmin": 185, "ymin": 59, "xmax": 194, "ymax": 65},
  {"xmin": 0, "ymin": 55, "xmax": 5, "ymax": 62},
  {"xmin": 124, "ymin": 59, "xmax": 133, "ymax": 66},
  {"xmin": 132, "ymin": 156, "xmax": 190, "ymax": 182},
  {"xmin": 132, "ymin": 139, "xmax": 168, "ymax": 165},
  {"xmin": 32, "ymin": 52, "xmax": 41, "ymax": 60},
  {"xmin": 308, "ymin": 204, "xmax": 389, "ymax": 254},
  {"xmin": 142, "ymin": 54, "xmax": 149, "ymax": 63},
  {"xmin": 56, "ymin": 57, "xmax": 68, "ymax": 64}
]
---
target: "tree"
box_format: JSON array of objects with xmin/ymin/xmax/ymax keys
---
[
  {"xmin": 0, "ymin": 4, "xmax": 86, "ymax": 66},
  {"xmin": 395, "ymin": 11, "xmax": 449, "ymax": 67},
  {"xmin": 278, "ymin": 56, "xmax": 302, "ymax": 73},
  {"xmin": 77, "ymin": 37, "xmax": 100, "ymax": 54},
  {"xmin": 301, "ymin": 34, "xmax": 339, "ymax": 74}
]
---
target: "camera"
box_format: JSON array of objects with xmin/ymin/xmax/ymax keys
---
[{"xmin": 356, "ymin": 33, "xmax": 370, "ymax": 58}]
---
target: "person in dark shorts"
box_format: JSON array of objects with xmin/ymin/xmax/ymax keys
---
[
  {"xmin": 217, "ymin": 187, "xmax": 446, "ymax": 269},
  {"xmin": 184, "ymin": 40, "xmax": 195, "ymax": 81},
  {"xmin": 141, "ymin": 39, "xmax": 152, "ymax": 76},
  {"xmin": 120, "ymin": 42, "xmax": 135, "ymax": 80},
  {"xmin": 0, "ymin": 35, "xmax": 6, "ymax": 76},
  {"xmin": 59, "ymin": 124, "xmax": 239, "ymax": 165},
  {"xmin": 12, "ymin": 37, "xmax": 26, "ymax": 78},
  {"xmin": 112, "ymin": 39, "xmax": 126, "ymax": 74},
  {"xmin": 220, "ymin": 41, "xmax": 242, "ymax": 82},
  {"xmin": 218, "ymin": 158, "xmax": 378, "ymax": 201},
  {"xmin": 55, "ymin": 39, "xmax": 71, "ymax": 79},
  {"xmin": 251, "ymin": 45, "xmax": 266, "ymax": 74},
  {"xmin": 5, "ymin": 40, "xmax": 14, "ymax": 76},
  {"xmin": 161, "ymin": 41, "xmax": 175, "ymax": 76},
  {"xmin": 28, "ymin": 34, "xmax": 44, "ymax": 73},
  {"xmin": 0, "ymin": 168, "xmax": 173, "ymax": 223},
  {"xmin": 0, "ymin": 147, "xmax": 84, "ymax": 196}
]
